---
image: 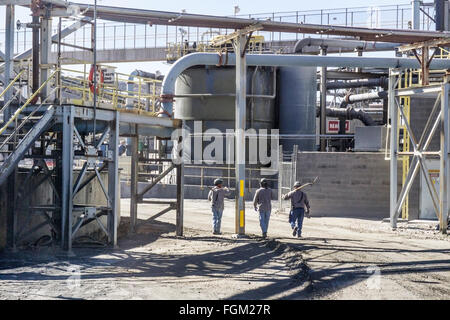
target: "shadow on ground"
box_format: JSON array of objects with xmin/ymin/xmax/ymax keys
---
[{"xmin": 1, "ymin": 218, "xmax": 449, "ymax": 299}]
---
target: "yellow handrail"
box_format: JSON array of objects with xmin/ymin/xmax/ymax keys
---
[
  {"xmin": 0, "ymin": 69, "xmax": 59, "ymax": 136},
  {"xmin": 0, "ymin": 70, "xmax": 26, "ymax": 100}
]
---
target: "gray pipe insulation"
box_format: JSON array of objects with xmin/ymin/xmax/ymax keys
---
[
  {"xmin": 317, "ymin": 107, "xmax": 377, "ymax": 127},
  {"xmin": 326, "ymin": 78, "xmax": 388, "ymax": 90},
  {"xmin": 294, "ymin": 37, "xmax": 401, "ymax": 53},
  {"xmin": 341, "ymin": 91, "xmax": 388, "ymax": 107},
  {"xmin": 160, "ymin": 52, "xmax": 450, "ymax": 117}
]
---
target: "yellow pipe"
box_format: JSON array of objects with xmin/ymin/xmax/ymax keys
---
[{"xmin": 0, "ymin": 70, "xmax": 59, "ymax": 136}]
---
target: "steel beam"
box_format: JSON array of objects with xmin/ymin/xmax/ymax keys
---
[
  {"xmin": 107, "ymin": 111, "xmax": 119, "ymax": 246},
  {"xmin": 440, "ymin": 81, "xmax": 449, "ymax": 233},
  {"xmin": 176, "ymin": 162, "xmax": 184, "ymax": 236},
  {"xmin": 129, "ymin": 131, "xmax": 138, "ymax": 234},
  {"xmin": 4, "ymin": 5, "xmax": 14, "ymax": 104},
  {"xmin": 320, "ymin": 46, "xmax": 327, "ymax": 151},
  {"xmin": 389, "ymin": 70, "xmax": 399, "ymax": 229},
  {"xmin": 234, "ymin": 34, "xmax": 246, "ymax": 236},
  {"xmin": 40, "ymin": 17, "xmax": 53, "ymax": 101},
  {"xmin": 61, "ymin": 106, "xmax": 74, "ymax": 252}
]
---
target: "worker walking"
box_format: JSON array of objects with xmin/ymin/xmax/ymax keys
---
[
  {"xmin": 253, "ymin": 178, "xmax": 272, "ymax": 238},
  {"xmin": 208, "ymin": 178, "xmax": 230, "ymax": 235},
  {"xmin": 283, "ymin": 181, "xmax": 311, "ymax": 238}
]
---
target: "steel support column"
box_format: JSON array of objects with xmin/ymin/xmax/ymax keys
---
[
  {"xmin": 107, "ymin": 111, "xmax": 119, "ymax": 246},
  {"xmin": 320, "ymin": 46, "xmax": 328, "ymax": 151},
  {"xmin": 234, "ymin": 34, "xmax": 246, "ymax": 236},
  {"xmin": 389, "ymin": 69, "xmax": 399, "ymax": 229},
  {"xmin": 412, "ymin": 0, "xmax": 421, "ymax": 30},
  {"xmin": 40, "ymin": 17, "xmax": 52, "ymax": 100},
  {"xmin": 176, "ymin": 161, "xmax": 184, "ymax": 236},
  {"xmin": 61, "ymin": 106, "xmax": 74, "ymax": 252},
  {"xmin": 4, "ymin": 4, "xmax": 14, "ymax": 105},
  {"xmin": 440, "ymin": 81, "xmax": 449, "ymax": 233},
  {"xmin": 129, "ymin": 131, "xmax": 138, "ymax": 234}
]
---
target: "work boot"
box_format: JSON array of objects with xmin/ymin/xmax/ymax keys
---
[
  {"xmin": 297, "ymin": 233, "xmax": 302, "ymax": 239},
  {"xmin": 292, "ymin": 227, "xmax": 298, "ymax": 237},
  {"xmin": 262, "ymin": 232, "xmax": 267, "ymax": 239}
]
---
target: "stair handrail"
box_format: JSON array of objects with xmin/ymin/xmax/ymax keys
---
[
  {"xmin": 0, "ymin": 69, "xmax": 59, "ymax": 136},
  {"xmin": 0, "ymin": 70, "xmax": 26, "ymax": 101},
  {"xmin": 0, "ymin": 87, "xmax": 58, "ymax": 151}
]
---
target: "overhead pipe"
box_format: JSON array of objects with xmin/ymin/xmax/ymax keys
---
[
  {"xmin": 317, "ymin": 106, "xmax": 377, "ymax": 127},
  {"xmin": 340, "ymin": 91, "xmax": 388, "ymax": 108},
  {"xmin": 294, "ymin": 37, "xmax": 400, "ymax": 53},
  {"xmin": 326, "ymin": 78, "xmax": 388, "ymax": 90},
  {"xmin": 160, "ymin": 52, "xmax": 450, "ymax": 117}
]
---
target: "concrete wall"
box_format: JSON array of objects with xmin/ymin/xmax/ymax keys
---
[{"xmin": 296, "ymin": 152, "xmax": 403, "ymax": 219}]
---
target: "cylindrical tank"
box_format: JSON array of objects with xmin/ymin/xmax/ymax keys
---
[
  {"xmin": 175, "ymin": 65, "xmax": 275, "ymax": 126},
  {"xmin": 277, "ymin": 66, "xmax": 317, "ymax": 152},
  {"xmin": 175, "ymin": 66, "xmax": 276, "ymax": 165}
]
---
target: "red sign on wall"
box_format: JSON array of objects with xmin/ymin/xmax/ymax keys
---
[{"xmin": 327, "ymin": 120, "xmax": 350, "ymax": 133}]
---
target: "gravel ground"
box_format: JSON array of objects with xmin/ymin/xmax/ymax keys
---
[{"xmin": 0, "ymin": 198, "xmax": 449, "ymax": 300}]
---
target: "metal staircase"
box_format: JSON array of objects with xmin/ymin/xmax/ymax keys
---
[
  {"xmin": 0, "ymin": 106, "xmax": 55, "ymax": 186},
  {"xmin": 0, "ymin": 69, "xmax": 58, "ymax": 187}
]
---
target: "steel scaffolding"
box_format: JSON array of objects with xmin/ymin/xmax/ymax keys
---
[{"xmin": 389, "ymin": 70, "xmax": 450, "ymax": 233}]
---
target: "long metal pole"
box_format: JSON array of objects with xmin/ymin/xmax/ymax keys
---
[
  {"xmin": 4, "ymin": 5, "xmax": 15, "ymax": 104},
  {"xmin": 412, "ymin": 0, "xmax": 420, "ymax": 30},
  {"xmin": 320, "ymin": 46, "xmax": 327, "ymax": 151},
  {"xmin": 129, "ymin": 132, "xmax": 138, "ymax": 234},
  {"xmin": 93, "ymin": 0, "xmax": 98, "ymax": 143},
  {"xmin": 440, "ymin": 81, "xmax": 449, "ymax": 233},
  {"xmin": 235, "ymin": 34, "xmax": 246, "ymax": 236},
  {"xmin": 389, "ymin": 69, "xmax": 399, "ymax": 229}
]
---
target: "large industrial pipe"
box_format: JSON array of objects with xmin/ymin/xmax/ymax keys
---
[
  {"xmin": 326, "ymin": 78, "xmax": 388, "ymax": 90},
  {"xmin": 340, "ymin": 91, "xmax": 388, "ymax": 108},
  {"xmin": 294, "ymin": 37, "xmax": 400, "ymax": 53},
  {"xmin": 318, "ymin": 107, "xmax": 377, "ymax": 127},
  {"xmin": 160, "ymin": 52, "xmax": 450, "ymax": 116}
]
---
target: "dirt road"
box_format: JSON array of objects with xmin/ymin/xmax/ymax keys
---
[{"xmin": 0, "ymin": 199, "xmax": 449, "ymax": 300}]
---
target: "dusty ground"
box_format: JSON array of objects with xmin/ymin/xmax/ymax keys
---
[{"xmin": 0, "ymin": 198, "xmax": 449, "ymax": 300}]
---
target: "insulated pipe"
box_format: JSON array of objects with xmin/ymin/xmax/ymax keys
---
[
  {"xmin": 326, "ymin": 78, "xmax": 388, "ymax": 90},
  {"xmin": 340, "ymin": 90, "xmax": 388, "ymax": 107},
  {"xmin": 294, "ymin": 38, "xmax": 400, "ymax": 53},
  {"xmin": 160, "ymin": 52, "xmax": 450, "ymax": 116},
  {"xmin": 319, "ymin": 107, "xmax": 377, "ymax": 127}
]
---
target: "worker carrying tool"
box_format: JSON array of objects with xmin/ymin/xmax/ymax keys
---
[
  {"xmin": 208, "ymin": 178, "xmax": 230, "ymax": 235},
  {"xmin": 283, "ymin": 178, "xmax": 317, "ymax": 238},
  {"xmin": 253, "ymin": 178, "xmax": 273, "ymax": 239}
]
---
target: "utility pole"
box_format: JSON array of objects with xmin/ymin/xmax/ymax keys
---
[
  {"xmin": 320, "ymin": 46, "xmax": 327, "ymax": 151},
  {"xmin": 211, "ymin": 24, "xmax": 262, "ymax": 237},
  {"xmin": 92, "ymin": 0, "xmax": 98, "ymax": 144},
  {"xmin": 233, "ymin": 33, "xmax": 247, "ymax": 236}
]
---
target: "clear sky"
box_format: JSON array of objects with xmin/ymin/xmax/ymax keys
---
[{"xmin": 1, "ymin": 0, "xmax": 410, "ymax": 74}]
